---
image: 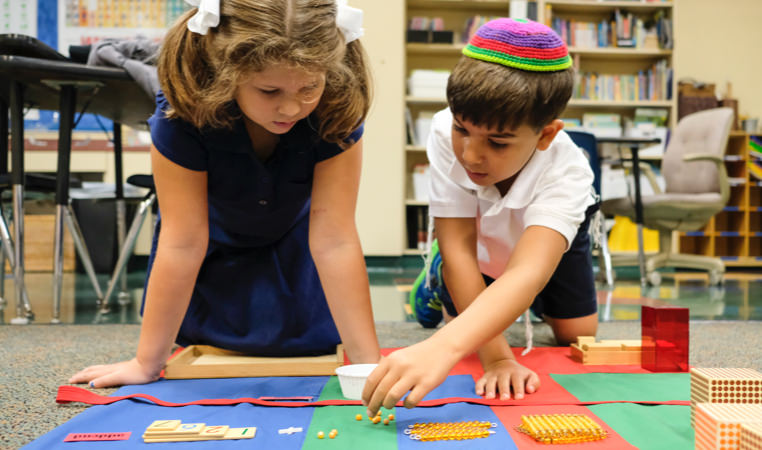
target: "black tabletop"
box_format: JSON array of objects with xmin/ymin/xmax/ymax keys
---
[
  {"xmin": 596, "ymin": 136, "xmax": 662, "ymax": 145},
  {"xmin": 0, "ymin": 35, "xmax": 154, "ymax": 129}
]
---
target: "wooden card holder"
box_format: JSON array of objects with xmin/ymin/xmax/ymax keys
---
[{"xmin": 163, "ymin": 344, "xmax": 344, "ymax": 379}]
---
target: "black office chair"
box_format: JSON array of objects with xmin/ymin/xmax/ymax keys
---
[
  {"xmin": 566, "ymin": 130, "xmax": 613, "ymax": 288},
  {"xmin": 100, "ymin": 174, "xmax": 156, "ymax": 313}
]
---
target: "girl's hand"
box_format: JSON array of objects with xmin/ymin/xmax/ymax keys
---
[
  {"xmin": 475, "ymin": 358, "xmax": 540, "ymax": 400},
  {"xmin": 361, "ymin": 339, "xmax": 460, "ymax": 416},
  {"xmin": 68, "ymin": 358, "xmax": 162, "ymax": 388}
]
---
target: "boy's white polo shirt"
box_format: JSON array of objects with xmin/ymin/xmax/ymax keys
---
[{"xmin": 427, "ymin": 108, "xmax": 596, "ymax": 280}]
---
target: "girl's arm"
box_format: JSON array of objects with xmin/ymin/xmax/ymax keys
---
[
  {"xmin": 309, "ymin": 138, "xmax": 381, "ymax": 364},
  {"xmin": 69, "ymin": 146, "xmax": 209, "ymax": 387}
]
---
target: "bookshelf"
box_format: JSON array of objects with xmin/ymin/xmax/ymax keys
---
[
  {"xmin": 403, "ymin": 0, "xmax": 510, "ymax": 254},
  {"xmin": 677, "ymin": 133, "xmax": 762, "ymax": 268},
  {"xmin": 537, "ymin": 0, "xmax": 677, "ymax": 129}
]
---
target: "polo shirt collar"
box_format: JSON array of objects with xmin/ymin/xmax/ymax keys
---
[{"xmin": 446, "ymin": 147, "xmax": 546, "ymax": 211}]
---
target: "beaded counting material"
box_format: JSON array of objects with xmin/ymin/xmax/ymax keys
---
[
  {"xmin": 740, "ymin": 423, "xmax": 762, "ymax": 450},
  {"xmin": 694, "ymin": 403, "xmax": 762, "ymax": 450},
  {"xmin": 404, "ymin": 421, "xmax": 496, "ymax": 442},
  {"xmin": 516, "ymin": 414, "xmax": 608, "ymax": 444},
  {"xmin": 690, "ymin": 368, "xmax": 762, "ymax": 426}
]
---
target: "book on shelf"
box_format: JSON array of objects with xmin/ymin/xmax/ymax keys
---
[
  {"xmin": 634, "ymin": 107, "xmax": 669, "ymax": 127},
  {"xmin": 510, "ymin": 0, "xmax": 538, "ymax": 21},
  {"xmin": 582, "ymin": 112, "xmax": 622, "ymax": 138},
  {"xmin": 405, "ymin": 107, "xmax": 417, "ymax": 146},
  {"xmin": 549, "ymin": 8, "xmax": 671, "ymax": 50},
  {"xmin": 573, "ymin": 59, "xmax": 672, "ymax": 102},
  {"xmin": 461, "ymin": 15, "xmax": 501, "ymax": 43}
]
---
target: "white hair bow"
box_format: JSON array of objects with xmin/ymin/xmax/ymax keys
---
[
  {"xmin": 183, "ymin": 0, "xmax": 363, "ymax": 43},
  {"xmin": 185, "ymin": 0, "xmax": 219, "ymax": 35},
  {"xmin": 336, "ymin": 0, "xmax": 364, "ymax": 43}
]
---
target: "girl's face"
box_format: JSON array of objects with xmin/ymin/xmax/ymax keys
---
[{"xmin": 235, "ymin": 62, "xmax": 326, "ymax": 135}]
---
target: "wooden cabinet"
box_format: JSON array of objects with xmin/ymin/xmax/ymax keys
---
[{"xmin": 678, "ymin": 132, "xmax": 762, "ymax": 267}]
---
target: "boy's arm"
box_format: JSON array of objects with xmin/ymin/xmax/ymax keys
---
[
  {"xmin": 362, "ymin": 224, "xmax": 566, "ymax": 414},
  {"xmin": 435, "ymin": 217, "xmax": 516, "ymax": 372}
]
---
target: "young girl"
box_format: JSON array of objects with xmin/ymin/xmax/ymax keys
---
[{"xmin": 70, "ymin": 0, "xmax": 381, "ymax": 388}]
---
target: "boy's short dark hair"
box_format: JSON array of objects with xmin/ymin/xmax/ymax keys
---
[{"xmin": 447, "ymin": 56, "xmax": 575, "ymax": 133}]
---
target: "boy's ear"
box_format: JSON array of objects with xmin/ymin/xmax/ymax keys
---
[{"xmin": 536, "ymin": 119, "xmax": 564, "ymax": 151}]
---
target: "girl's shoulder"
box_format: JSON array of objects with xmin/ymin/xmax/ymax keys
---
[{"xmin": 147, "ymin": 90, "xmax": 208, "ymax": 171}]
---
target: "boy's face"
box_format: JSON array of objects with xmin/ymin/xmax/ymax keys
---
[{"xmin": 450, "ymin": 114, "xmax": 563, "ymax": 193}]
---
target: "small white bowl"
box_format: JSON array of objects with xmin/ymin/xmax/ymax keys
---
[{"xmin": 335, "ymin": 364, "xmax": 378, "ymax": 400}]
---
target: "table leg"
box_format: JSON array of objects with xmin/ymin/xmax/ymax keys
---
[
  {"xmin": 0, "ymin": 96, "xmax": 7, "ymax": 310},
  {"xmin": 52, "ymin": 85, "xmax": 76, "ymax": 323},
  {"xmin": 630, "ymin": 144, "xmax": 647, "ymax": 287},
  {"xmin": 9, "ymin": 80, "xmax": 30, "ymax": 324},
  {"xmin": 112, "ymin": 122, "xmax": 130, "ymax": 306}
]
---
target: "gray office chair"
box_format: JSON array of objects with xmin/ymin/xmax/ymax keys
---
[{"xmin": 601, "ymin": 108, "xmax": 733, "ymax": 286}]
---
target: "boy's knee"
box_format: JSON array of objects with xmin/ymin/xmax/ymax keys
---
[{"xmin": 545, "ymin": 313, "xmax": 598, "ymax": 346}]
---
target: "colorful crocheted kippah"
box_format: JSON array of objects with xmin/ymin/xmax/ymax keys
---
[{"xmin": 463, "ymin": 18, "xmax": 572, "ymax": 72}]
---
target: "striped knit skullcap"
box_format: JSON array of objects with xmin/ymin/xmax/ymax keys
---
[{"xmin": 463, "ymin": 18, "xmax": 572, "ymax": 72}]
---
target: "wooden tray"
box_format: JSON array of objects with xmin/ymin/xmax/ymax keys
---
[{"xmin": 163, "ymin": 345, "xmax": 344, "ymax": 379}]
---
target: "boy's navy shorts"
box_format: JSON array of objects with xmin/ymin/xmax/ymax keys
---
[{"xmin": 440, "ymin": 203, "xmax": 599, "ymax": 320}]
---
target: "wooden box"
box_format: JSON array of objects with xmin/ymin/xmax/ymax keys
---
[
  {"xmin": 7, "ymin": 214, "xmax": 75, "ymax": 272},
  {"xmin": 163, "ymin": 345, "xmax": 345, "ymax": 379}
]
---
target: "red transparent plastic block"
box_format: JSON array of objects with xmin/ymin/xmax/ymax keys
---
[{"xmin": 641, "ymin": 305, "xmax": 689, "ymax": 372}]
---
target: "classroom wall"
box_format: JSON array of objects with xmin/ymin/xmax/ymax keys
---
[
  {"xmin": 675, "ymin": 0, "xmax": 762, "ymax": 126},
  {"xmin": 352, "ymin": 0, "xmax": 407, "ymax": 255}
]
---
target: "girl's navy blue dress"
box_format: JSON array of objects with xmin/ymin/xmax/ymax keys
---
[{"xmin": 145, "ymin": 91, "xmax": 362, "ymax": 356}]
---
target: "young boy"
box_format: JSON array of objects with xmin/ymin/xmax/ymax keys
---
[{"xmin": 362, "ymin": 18, "xmax": 598, "ymax": 414}]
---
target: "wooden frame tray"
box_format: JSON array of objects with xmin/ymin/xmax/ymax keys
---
[{"xmin": 163, "ymin": 345, "xmax": 344, "ymax": 379}]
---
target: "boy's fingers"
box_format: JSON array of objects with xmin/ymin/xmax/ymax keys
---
[
  {"xmin": 474, "ymin": 377, "xmax": 486, "ymax": 396},
  {"xmin": 403, "ymin": 384, "xmax": 429, "ymax": 409},
  {"xmin": 497, "ymin": 376, "xmax": 512, "ymax": 401},
  {"xmin": 511, "ymin": 373, "xmax": 525, "ymax": 400},
  {"xmin": 527, "ymin": 373, "xmax": 541, "ymax": 394},
  {"xmin": 382, "ymin": 379, "xmax": 411, "ymax": 410},
  {"xmin": 366, "ymin": 372, "xmax": 399, "ymax": 416},
  {"xmin": 361, "ymin": 365, "xmax": 386, "ymax": 405}
]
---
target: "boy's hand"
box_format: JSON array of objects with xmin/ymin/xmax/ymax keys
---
[
  {"xmin": 361, "ymin": 339, "xmax": 460, "ymax": 416},
  {"xmin": 475, "ymin": 358, "xmax": 540, "ymax": 400},
  {"xmin": 68, "ymin": 358, "xmax": 162, "ymax": 388}
]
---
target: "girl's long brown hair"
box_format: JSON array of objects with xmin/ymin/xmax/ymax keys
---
[{"xmin": 158, "ymin": 0, "xmax": 371, "ymax": 147}]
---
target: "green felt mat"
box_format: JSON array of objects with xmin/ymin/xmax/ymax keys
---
[
  {"xmin": 553, "ymin": 373, "xmax": 694, "ymax": 449},
  {"xmin": 551, "ymin": 373, "xmax": 690, "ymax": 402},
  {"xmin": 302, "ymin": 376, "xmax": 398, "ymax": 450}
]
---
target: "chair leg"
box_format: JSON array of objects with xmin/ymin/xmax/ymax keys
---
[
  {"xmin": 10, "ymin": 81, "xmax": 30, "ymax": 325},
  {"xmin": 0, "ymin": 209, "xmax": 32, "ymax": 317},
  {"xmin": 596, "ymin": 211, "xmax": 614, "ymax": 287},
  {"xmin": 115, "ymin": 198, "xmax": 131, "ymax": 305},
  {"xmin": 63, "ymin": 203, "xmax": 104, "ymax": 302},
  {"xmin": 100, "ymin": 193, "xmax": 156, "ymax": 313}
]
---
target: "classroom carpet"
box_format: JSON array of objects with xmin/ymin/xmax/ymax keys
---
[{"xmin": 25, "ymin": 347, "xmax": 693, "ymax": 449}]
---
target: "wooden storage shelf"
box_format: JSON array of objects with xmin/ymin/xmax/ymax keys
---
[
  {"xmin": 407, "ymin": 43, "xmax": 465, "ymax": 55},
  {"xmin": 566, "ymin": 99, "xmax": 674, "ymax": 108},
  {"xmin": 678, "ymin": 133, "xmax": 762, "ymax": 266},
  {"xmin": 405, "ymin": 145, "xmax": 427, "ymax": 152},
  {"xmin": 406, "ymin": 96, "xmax": 448, "ymax": 105},
  {"xmin": 568, "ymin": 47, "xmax": 672, "ymax": 59},
  {"xmin": 408, "ymin": 0, "xmax": 509, "ymax": 11},
  {"xmin": 542, "ymin": 0, "xmax": 673, "ymax": 13},
  {"xmin": 715, "ymin": 235, "xmax": 746, "ymax": 259},
  {"xmin": 539, "ymin": 0, "xmax": 677, "ymax": 129},
  {"xmin": 403, "ymin": 0, "xmax": 509, "ymax": 253}
]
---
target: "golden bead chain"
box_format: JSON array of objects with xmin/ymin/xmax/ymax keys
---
[{"xmin": 404, "ymin": 421, "xmax": 497, "ymax": 441}]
